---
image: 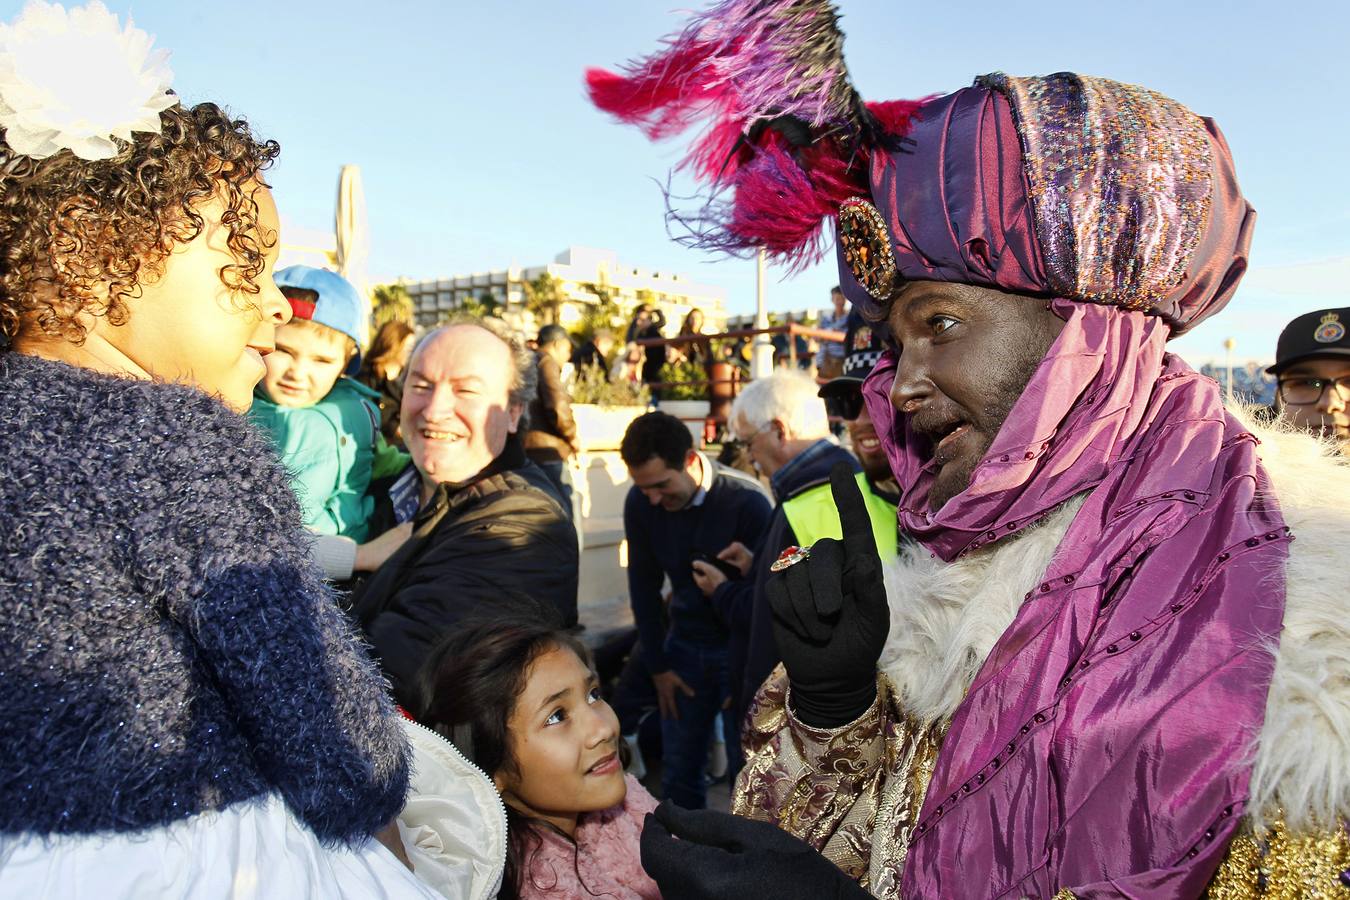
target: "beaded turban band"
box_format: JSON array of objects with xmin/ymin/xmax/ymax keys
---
[{"xmin": 587, "ymin": 0, "xmax": 1253, "ymax": 336}]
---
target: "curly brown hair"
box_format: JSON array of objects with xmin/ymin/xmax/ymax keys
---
[{"xmin": 0, "ymin": 100, "xmax": 280, "ymax": 347}]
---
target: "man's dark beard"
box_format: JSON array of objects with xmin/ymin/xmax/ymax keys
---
[{"xmin": 927, "ymin": 347, "xmax": 1047, "ymax": 513}]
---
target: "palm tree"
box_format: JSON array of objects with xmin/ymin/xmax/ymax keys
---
[
  {"xmin": 577, "ymin": 280, "xmax": 623, "ymax": 340},
  {"xmin": 522, "ymin": 272, "xmax": 566, "ymax": 326},
  {"xmin": 371, "ymin": 282, "xmax": 413, "ymax": 328},
  {"xmin": 459, "ymin": 290, "xmax": 501, "ymax": 320}
]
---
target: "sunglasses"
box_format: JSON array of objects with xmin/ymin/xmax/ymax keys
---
[{"xmin": 823, "ymin": 389, "xmax": 864, "ymax": 421}]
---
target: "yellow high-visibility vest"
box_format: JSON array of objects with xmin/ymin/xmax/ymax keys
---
[{"xmin": 781, "ymin": 471, "xmax": 899, "ymax": 560}]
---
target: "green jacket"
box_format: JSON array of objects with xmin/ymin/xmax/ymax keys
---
[
  {"xmin": 780, "ymin": 471, "xmax": 899, "ymax": 560},
  {"xmin": 250, "ymin": 377, "xmax": 407, "ymax": 543}
]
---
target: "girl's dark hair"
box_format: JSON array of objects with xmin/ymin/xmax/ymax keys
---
[
  {"xmin": 0, "ymin": 100, "xmax": 279, "ymax": 348},
  {"xmin": 364, "ymin": 319, "xmax": 415, "ymax": 376},
  {"xmin": 415, "ymin": 612, "xmax": 598, "ymax": 900}
]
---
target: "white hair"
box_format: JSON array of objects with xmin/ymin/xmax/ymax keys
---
[{"xmin": 730, "ymin": 370, "xmax": 830, "ymax": 440}]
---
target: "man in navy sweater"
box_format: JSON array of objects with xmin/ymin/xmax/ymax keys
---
[{"xmin": 621, "ymin": 412, "xmax": 772, "ymax": 808}]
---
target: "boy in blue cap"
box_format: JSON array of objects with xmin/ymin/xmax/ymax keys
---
[{"xmin": 250, "ymin": 266, "xmax": 410, "ymax": 577}]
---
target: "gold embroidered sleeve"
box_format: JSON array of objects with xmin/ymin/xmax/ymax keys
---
[
  {"xmin": 730, "ymin": 666, "xmax": 946, "ymax": 900},
  {"xmin": 731, "ymin": 665, "xmax": 888, "ymax": 884},
  {"xmin": 1206, "ymin": 819, "xmax": 1350, "ymax": 898}
]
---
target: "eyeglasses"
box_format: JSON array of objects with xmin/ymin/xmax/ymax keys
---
[
  {"xmin": 1277, "ymin": 375, "xmax": 1350, "ymax": 406},
  {"xmin": 823, "ymin": 390, "xmax": 864, "ymax": 422},
  {"xmin": 738, "ymin": 423, "xmax": 776, "ymax": 444}
]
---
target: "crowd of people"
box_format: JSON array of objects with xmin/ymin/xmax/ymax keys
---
[{"xmin": 1, "ymin": 1, "xmax": 1348, "ymax": 899}]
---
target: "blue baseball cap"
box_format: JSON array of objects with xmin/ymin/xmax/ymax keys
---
[{"xmin": 274, "ymin": 265, "xmax": 366, "ymax": 376}]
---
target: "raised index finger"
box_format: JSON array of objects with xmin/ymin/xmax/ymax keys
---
[{"xmin": 830, "ymin": 461, "xmax": 879, "ymax": 566}]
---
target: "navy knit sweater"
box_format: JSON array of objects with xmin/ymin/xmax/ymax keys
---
[
  {"xmin": 0, "ymin": 354, "xmax": 409, "ymax": 844},
  {"xmin": 623, "ymin": 462, "xmax": 772, "ymax": 671}
]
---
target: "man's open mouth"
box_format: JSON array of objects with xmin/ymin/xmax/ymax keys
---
[{"xmin": 913, "ymin": 414, "xmax": 970, "ymax": 466}]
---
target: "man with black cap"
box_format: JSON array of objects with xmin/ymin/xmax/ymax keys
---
[
  {"xmin": 818, "ymin": 311, "xmax": 900, "ymax": 496},
  {"xmin": 1269, "ymin": 307, "xmax": 1350, "ymax": 456}
]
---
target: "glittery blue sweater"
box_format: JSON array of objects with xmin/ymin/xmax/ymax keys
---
[{"xmin": 0, "ymin": 354, "xmax": 410, "ymax": 844}]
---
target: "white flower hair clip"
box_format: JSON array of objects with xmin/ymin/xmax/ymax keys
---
[{"xmin": 0, "ymin": 1, "xmax": 176, "ymax": 161}]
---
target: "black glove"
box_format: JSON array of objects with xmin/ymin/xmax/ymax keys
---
[
  {"xmin": 768, "ymin": 462, "xmax": 889, "ymax": 727},
  {"xmin": 640, "ymin": 802, "xmax": 872, "ymax": 900}
]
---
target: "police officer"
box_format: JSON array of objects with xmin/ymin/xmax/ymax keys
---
[{"xmin": 1269, "ymin": 307, "xmax": 1350, "ymax": 456}]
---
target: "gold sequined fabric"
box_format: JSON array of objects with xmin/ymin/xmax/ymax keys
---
[
  {"xmin": 732, "ymin": 666, "xmax": 944, "ymax": 899},
  {"xmin": 1206, "ymin": 819, "xmax": 1350, "ymax": 899},
  {"xmin": 981, "ymin": 73, "xmax": 1213, "ymax": 311}
]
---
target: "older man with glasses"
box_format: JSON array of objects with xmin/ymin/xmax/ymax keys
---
[{"xmin": 1269, "ymin": 307, "xmax": 1350, "ymax": 456}]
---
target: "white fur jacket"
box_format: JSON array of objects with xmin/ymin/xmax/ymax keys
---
[{"xmin": 877, "ymin": 409, "xmax": 1350, "ymax": 834}]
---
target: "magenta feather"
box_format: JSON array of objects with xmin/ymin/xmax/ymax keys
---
[{"xmin": 586, "ymin": 0, "xmax": 917, "ymax": 267}]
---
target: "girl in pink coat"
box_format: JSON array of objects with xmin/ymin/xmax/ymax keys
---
[{"xmin": 416, "ymin": 616, "xmax": 661, "ymax": 900}]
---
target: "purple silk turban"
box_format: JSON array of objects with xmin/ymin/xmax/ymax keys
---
[{"xmin": 838, "ymin": 72, "xmax": 1256, "ymax": 337}]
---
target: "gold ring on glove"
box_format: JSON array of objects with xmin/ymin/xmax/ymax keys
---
[{"xmin": 770, "ymin": 544, "xmax": 812, "ymax": 573}]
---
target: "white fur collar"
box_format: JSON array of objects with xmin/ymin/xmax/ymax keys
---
[
  {"xmin": 877, "ymin": 408, "xmax": 1350, "ymax": 831},
  {"xmin": 877, "ymin": 495, "xmax": 1084, "ymax": 727},
  {"xmin": 1238, "ymin": 409, "xmax": 1350, "ymax": 831}
]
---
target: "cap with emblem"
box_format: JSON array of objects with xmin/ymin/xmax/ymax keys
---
[
  {"xmin": 818, "ymin": 309, "xmax": 884, "ymax": 417},
  {"xmin": 1266, "ymin": 307, "xmax": 1350, "ymax": 374}
]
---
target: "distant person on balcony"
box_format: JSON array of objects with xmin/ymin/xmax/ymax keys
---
[
  {"xmin": 814, "ymin": 286, "xmax": 850, "ymax": 379},
  {"xmin": 1269, "ymin": 306, "xmax": 1350, "ymax": 457},
  {"xmin": 628, "ymin": 304, "xmax": 668, "ymax": 387},
  {"xmin": 770, "ymin": 314, "xmax": 812, "ymax": 372},
  {"xmin": 573, "ymin": 327, "xmax": 616, "ymax": 376},
  {"xmin": 674, "ymin": 308, "xmax": 711, "ymax": 369},
  {"xmin": 620, "ymin": 412, "xmax": 771, "ymax": 809},
  {"xmin": 358, "ymin": 319, "xmax": 416, "ymax": 447},
  {"xmin": 524, "ymin": 324, "xmax": 580, "ymax": 513},
  {"xmin": 351, "ymin": 317, "xmax": 579, "ymax": 708}
]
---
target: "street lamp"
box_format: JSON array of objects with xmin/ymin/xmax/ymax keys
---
[
  {"xmin": 1223, "ymin": 337, "xmax": 1237, "ymax": 401},
  {"xmin": 751, "ymin": 247, "xmax": 775, "ymax": 378}
]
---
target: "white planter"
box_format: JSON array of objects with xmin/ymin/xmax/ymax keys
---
[
  {"xmin": 657, "ymin": 399, "xmax": 711, "ymax": 448},
  {"xmin": 572, "ymin": 403, "xmax": 649, "ymax": 452}
]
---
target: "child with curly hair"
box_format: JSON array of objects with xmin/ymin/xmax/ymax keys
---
[
  {"xmin": 417, "ymin": 615, "xmax": 661, "ymax": 900},
  {"xmin": 0, "ymin": 3, "xmax": 461, "ymax": 896}
]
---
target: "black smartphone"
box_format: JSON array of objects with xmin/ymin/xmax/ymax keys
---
[{"xmin": 690, "ymin": 550, "xmax": 742, "ymax": 581}]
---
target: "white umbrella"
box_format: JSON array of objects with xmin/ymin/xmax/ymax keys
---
[{"xmin": 335, "ymin": 164, "xmax": 371, "ymax": 343}]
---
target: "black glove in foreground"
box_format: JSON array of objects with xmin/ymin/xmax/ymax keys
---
[
  {"xmin": 767, "ymin": 462, "xmax": 890, "ymax": 728},
  {"xmin": 640, "ymin": 802, "xmax": 872, "ymax": 900}
]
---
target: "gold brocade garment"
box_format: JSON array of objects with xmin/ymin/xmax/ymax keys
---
[
  {"xmin": 1203, "ymin": 820, "xmax": 1350, "ymax": 899},
  {"xmin": 733, "ymin": 668, "xmax": 1349, "ymax": 899},
  {"xmin": 732, "ymin": 667, "xmax": 943, "ymax": 899}
]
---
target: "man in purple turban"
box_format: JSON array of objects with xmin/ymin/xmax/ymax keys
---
[{"xmin": 589, "ymin": 2, "xmax": 1350, "ymax": 897}]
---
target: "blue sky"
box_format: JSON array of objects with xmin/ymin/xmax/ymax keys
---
[{"xmin": 23, "ymin": 0, "xmax": 1349, "ymax": 363}]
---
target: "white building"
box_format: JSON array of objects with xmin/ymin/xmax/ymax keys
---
[{"xmin": 401, "ymin": 246, "xmax": 729, "ymax": 336}]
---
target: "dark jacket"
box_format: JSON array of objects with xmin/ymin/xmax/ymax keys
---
[
  {"xmin": 623, "ymin": 458, "xmax": 772, "ymax": 672},
  {"xmin": 0, "ymin": 354, "xmax": 409, "ymax": 843},
  {"xmin": 709, "ymin": 439, "xmax": 861, "ymax": 732},
  {"xmin": 523, "ymin": 353, "xmax": 578, "ymax": 463},
  {"xmin": 572, "ymin": 340, "xmax": 610, "ymax": 375},
  {"xmin": 352, "ymin": 436, "xmax": 579, "ymax": 706}
]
